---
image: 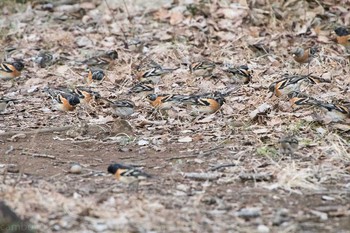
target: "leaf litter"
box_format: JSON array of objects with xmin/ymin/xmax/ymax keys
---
[{"xmin": 0, "ymin": 0, "xmax": 349, "ymax": 232}]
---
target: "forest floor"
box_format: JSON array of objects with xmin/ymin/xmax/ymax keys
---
[{"xmin": 0, "ymin": 0, "xmax": 349, "ymax": 232}]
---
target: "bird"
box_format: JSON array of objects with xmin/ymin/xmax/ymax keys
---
[
  {"xmin": 135, "ymin": 66, "xmax": 177, "ymax": 84},
  {"xmin": 145, "ymin": 94, "xmax": 184, "ymax": 110},
  {"xmin": 291, "ymin": 47, "xmax": 318, "ymax": 72},
  {"xmin": 34, "ymin": 51, "xmax": 54, "ymax": 68},
  {"xmin": 128, "ymin": 82, "xmax": 154, "ymax": 97},
  {"xmin": 82, "ymin": 50, "xmax": 118, "ymax": 67},
  {"xmin": 223, "ymin": 65, "xmax": 253, "ymax": 84},
  {"xmin": 287, "ymin": 91, "xmax": 320, "ymax": 108},
  {"xmin": 181, "ymin": 93, "xmax": 226, "ymax": 114},
  {"xmin": 107, "ymin": 163, "xmax": 151, "ymax": 184},
  {"xmin": 0, "ymin": 98, "xmax": 16, "ymax": 113},
  {"xmin": 269, "ymin": 74, "xmax": 328, "ymax": 97},
  {"xmin": 189, "ymin": 60, "xmax": 216, "ymax": 77},
  {"xmin": 86, "ymin": 69, "xmax": 105, "ymax": 85},
  {"xmin": 279, "ymin": 135, "xmax": 299, "ymax": 156},
  {"xmin": 0, "ymin": 61, "xmax": 25, "ymax": 79},
  {"xmin": 313, "ymin": 101, "xmax": 350, "ymax": 123},
  {"xmin": 110, "ymin": 100, "xmax": 136, "ymax": 117},
  {"xmin": 73, "ymin": 87, "xmax": 101, "ymax": 104},
  {"xmin": 334, "ymin": 27, "xmax": 350, "ymax": 49},
  {"xmin": 44, "ymin": 87, "xmax": 80, "ymax": 111},
  {"xmin": 99, "ymin": 97, "xmax": 136, "ymax": 117}
]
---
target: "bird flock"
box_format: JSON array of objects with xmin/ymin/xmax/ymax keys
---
[{"xmin": 1, "ymin": 25, "xmax": 350, "ymax": 182}]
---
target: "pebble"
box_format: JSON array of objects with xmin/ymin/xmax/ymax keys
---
[
  {"xmin": 257, "ymin": 224, "xmax": 270, "ymax": 233},
  {"xmin": 70, "ymin": 164, "xmax": 82, "ymax": 174},
  {"xmin": 236, "ymin": 207, "xmax": 261, "ymax": 219}
]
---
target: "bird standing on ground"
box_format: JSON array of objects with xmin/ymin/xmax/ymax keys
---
[
  {"xmin": 279, "ymin": 135, "xmax": 299, "ymax": 156},
  {"xmin": 223, "ymin": 65, "xmax": 253, "ymax": 84},
  {"xmin": 334, "ymin": 27, "xmax": 350, "ymax": 49},
  {"xmin": 44, "ymin": 88, "xmax": 80, "ymax": 111},
  {"xmin": 0, "ymin": 61, "xmax": 24, "ymax": 79},
  {"xmin": 107, "ymin": 163, "xmax": 151, "ymax": 184},
  {"xmin": 291, "ymin": 47, "xmax": 318, "ymax": 73}
]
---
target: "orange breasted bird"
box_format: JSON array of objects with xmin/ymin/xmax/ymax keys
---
[
  {"xmin": 181, "ymin": 93, "xmax": 226, "ymax": 114},
  {"xmin": 0, "ymin": 61, "xmax": 24, "ymax": 79},
  {"xmin": 107, "ymin": 163, "xmax": 151, "ymax": 184},
  {"xmin": 287, "ymin": 91, "xmax": 320, "ymax": 108},
  {"xmin": 86, "ymin": 69, "xmax": 105, "ymax": 84},
  {"xmin": 334, "ymin": 27, "xmax": 350, "ymax": 48},
  {"xmin": 292, "ymin": 46, "xmax": 318, "ymax": 73},
  {"xmin": 269, "ymin": 74, "xmax": 328, "ymax": 97},
  {"xmin": 74, "ymin": 87, "xmax": 101, "ymax": 104},
  {"xmin": 146, "ymin": 94, "xmax": 183, "ymax": 110},
  {"xmin": 44, "ymin": 88, "xmax": 80, "ymax": 111}
]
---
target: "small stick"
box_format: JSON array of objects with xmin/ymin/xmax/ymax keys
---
[
  {"xmin": 239, "ymin": 173, "xmax": 273, "ymax": 182},
  {"xmin": 166, "ymin": 154, "xmax": 197, "ymax": 161},
  {"xmin": 184, "ymin": 172, "xmax": 221, "ymax": 180},
  {"xmin": 0, "ymin": 126, "xmax": 73, "ymax": 137},
  {"xmin": 21, "ymin": 152, "xmax": 56, "ymax": 160},
  {"xmin": 209, "ymin": 163, "xmax": 237, "ymax": 171}
]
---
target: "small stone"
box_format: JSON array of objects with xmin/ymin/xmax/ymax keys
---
[
  {"xmin": 70, "ymin": 164, "xmax": 82, "ymax": 174},
  {"xmin": 7, "ymin": 164, "xmax": 19, "ymax": 173},
  {"xmin": 236, "ymin": 207, "xmax": 261, "ymax": 219},
  {"xmin": 321, "ymin": 195, "xmax": 335, "ymax": 201},
  {"xmin": 137, "ymin": 139, "xmax": 149, "ymax": 146},
  {"xmin": 257, "ymin": 224, "xmax": 270, "ymax": 233}
]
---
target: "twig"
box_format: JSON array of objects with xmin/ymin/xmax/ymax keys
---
[
  {"xmin": 5, "ymin": 146, "xmax": 14, "ymax": 155},
  {"xmin": 0, "ymin": 126, "xmax": 73, "ymax": 137},
  {"xmin": 21, "ymin": 152, "xmax": 56, "ymax": 160},
  {"xmin": 184, "ymin": 172, "xmax": 221, "ymax": 180},
  {"xmin": 166, "ymin": 154, "xmax": 197, "ymax": 161},
  {"xmin": 195, "ymin": 145, "xmax": 225, "ymax": 156},
  {"xmin": 239, "ymin": 173, "xmax": 274, "ymax": 182},
  {"xmin": 209, "ymin": 163, "xmax": 237, "ymax": 171}
]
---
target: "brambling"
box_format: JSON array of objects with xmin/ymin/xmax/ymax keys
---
[
  {"xmin": 74, "ymin": 87, "xmax": 101, "ymax": 104},
  {"xmin": 0, "ymin": 61, "xmax": 24, "ymax": 79},
  {"xmin": 223, "ymin": 65, "xmax": 253, "ymax": 84},
  {"xmin": 292, "ymin": 46, "xmax": 318, "ymax": 73},
  {"xmin": 292, "ymin": 47, "xmax": 318, "ymax": 64},
  {"xmin": 107, "ymin": 163, "xmax": 151, "ymax": 184},
  {"xmin": 99, "ymin": 97, "xmax": 136, "ymax": 117},
  {"xmin": 189, "ymin": 60, "xmax": 216, "ymax": 77},
  {"xmin": 279, "ymin": 135, "xmax": 298, "ymax": 156},
  {"xmin": 269, "ymin": 74, "xmax": 327, "ymax": 97},
  {"xmin": 334, "ymin": 27, "xmax": 350, "ymax": 48},
  {"xmin": 82, "ymin": 50, "xmax": 118, "ymax": 67},
  {"xmin": 44, "ymin": 88, "xmax": 80, "ymax": 111},
  {"xmin": 110, "ymin": 100, "xmax": 136, "ymax": 117},
  {"xmin": 182, "ymin": 93, "xmax": 226, "ymax": 114},
  {"xmin": 34, "ymin": 51, "xmax": 53, "ymax": 68},
  {"xmin": 128, "ymin": 82, "xmax": 154, "ymax": 96},
  {"xmin": 313, "ymin": 101, "xmax": 350, "ymax": 123},
  {"xmin": 146, "ymin": 94, "xmax": 183, "ymax": 110},
  {"xmin": 288, "ymin": 91, "xmax": 320, "ymax": 108},
  {"xmin": 86, "ymin": 69, "xmax": 105, "ymax": 84},
  {"xmin": 0, "ymin": 98, "xmax": 16, "ymax": 112},
  {"xmin": 136, "ymin": 67, "xmax": 177, "ymax": 84}
]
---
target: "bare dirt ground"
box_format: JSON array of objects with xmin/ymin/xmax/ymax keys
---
[{"xmin": 0, "ymin": 0, "xmax": 350, "ymax": 232}]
